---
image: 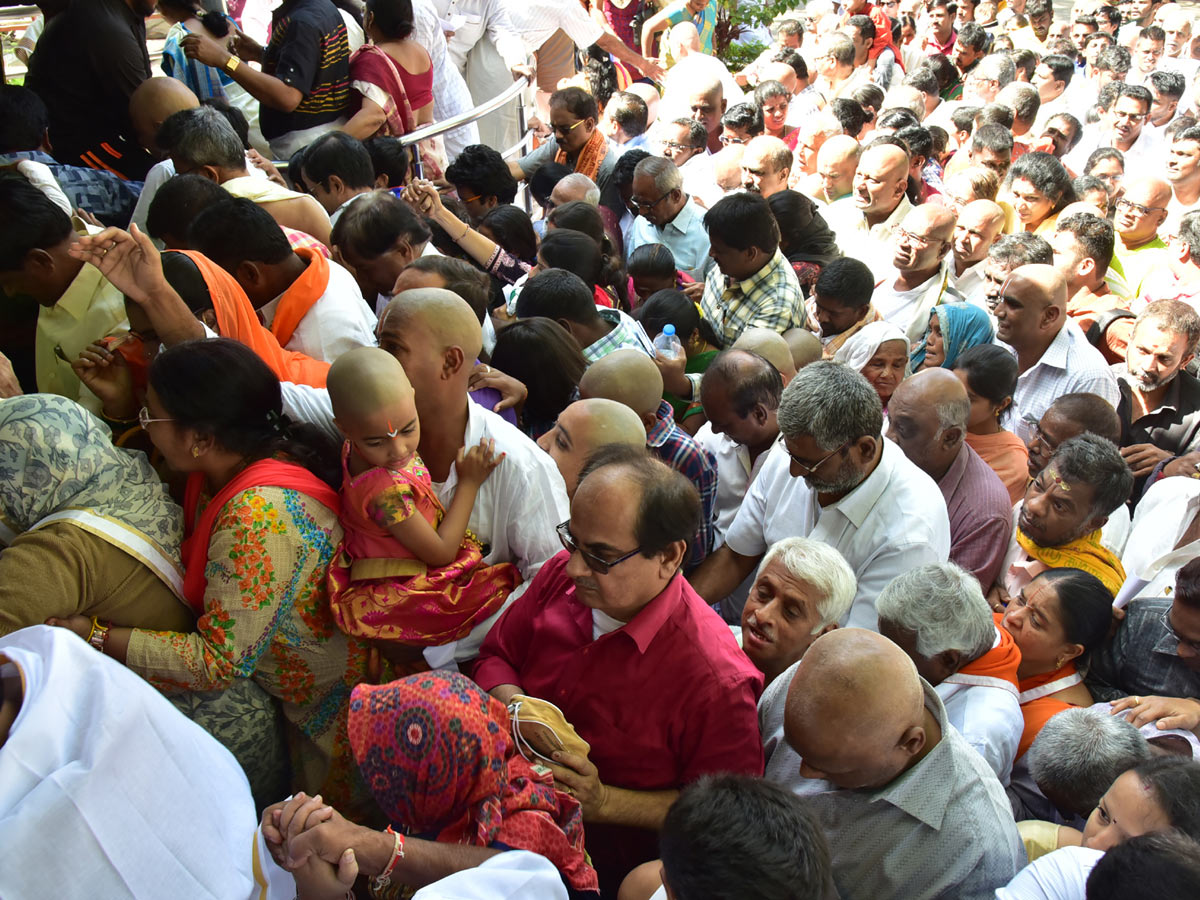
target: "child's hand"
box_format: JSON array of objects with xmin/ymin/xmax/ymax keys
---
[{"xmin": 455, "ymin": 437, "xmax": 505, "ymax": 485}]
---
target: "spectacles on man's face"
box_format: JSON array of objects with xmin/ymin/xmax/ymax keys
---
[
  {"xmin": 662, "ymin": 140, "xmax": 699, "ymax": 153},
  {"xmin": 631, "ymin": 191, "xmax": 671, "ymax": 212},
  {"xmin": 1112, "ymin": 108, "xmax": 1146, "ymax": 123},
  {"xmin": 1162, "ymin": 609, "xmax": 1200, "ymax": 655},
  {"xmin": 1028, "ymin": 419, "xmax": 1060, "ymax": 453},
  {"xmin": 784, "ymin": 438, "xmax": 850, "ymax": 477},
  {"xmin": 556, "ymin": 521, "xmax": 643, "ymax": 575},
  {"xmin": 552, "ymin": 118, "xmax": 586, "ymax": 139},
  {"xmin": 721, "ymin": 134, "xmax": 748, "ymax": 146},
  {"xmin": 1115, "ymin": 197, "xmax": 1166, "ymax": 216},
  {"xmin": 138, "ymin": 406, "xmax": 174, "ymax": 429},
  {"xmin": 896, "ymin": 227, "xmax": 944, "ymax": 250}
]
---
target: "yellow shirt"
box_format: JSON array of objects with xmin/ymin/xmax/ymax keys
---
[
  {"xmin": 1116, "ymin": 236, "xmax": 1169, "ymax": 299},
  {"xmin": 1018, "ymin": 820, "xmax": 1062, "ymax": 862},
  {"xmin": 36, "ymin": 261, "xmax": 127, "ymax": 413}
]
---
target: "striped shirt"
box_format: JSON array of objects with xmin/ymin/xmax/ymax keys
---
[
  {"xmin": 582, "ymin": 307, "xmax": 656, "ymax": 362},
  {"xmin": 647, "ymin": 400, "xmax": 718, "ymax": 567},
  {"xmin": 260, "ymin": 0, "xmax": 352, "ymax": 140}
]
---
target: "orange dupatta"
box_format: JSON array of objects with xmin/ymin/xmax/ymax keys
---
[
  {"xmin": 556, "ymin": 126, "xmax": 608, "ymax": 182},
  {"xmin": 269, "ymin": 247, "xmax": 329, "ymax": 348},
  {"xmin": 178, "ymin": 250, "xmax": 331, "ymax": 387}
]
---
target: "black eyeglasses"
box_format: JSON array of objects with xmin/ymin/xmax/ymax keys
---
[
  {"xmin": 1115, "ymin": 198, "xmax": 1166, "ymax": 216},
  {"xmin": 783, "ymin": 438, "xmax": 850, "ymax": 477},
  {"xmin": 631, "ymin": 191, "xmax": 671, "ymax": 212},
  {"xmin": 556, "ymin": 521, "xmax": 642, "ymax": 575}
]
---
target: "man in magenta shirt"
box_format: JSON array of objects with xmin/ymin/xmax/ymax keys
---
[{"xmin": 474, "ymin": 446, "xmax": 764, "ymax": 896}]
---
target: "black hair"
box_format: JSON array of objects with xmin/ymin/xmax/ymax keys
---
[
  {"xmin": 489, "ymin": 317, "xmax": 588, "ymax": 432},
  {"xmin": 158, "ymin": 0, "xmax": 230, "ymax": 36},
  {"xmin": 365, "ymin": 0, "xmax": 415, "ymax": 40},
  {"xmin": 1073, "ymin": 174, "xmax": 1109, "ymax": 200},
  {"xmin": 1047, "ymin": 392, "xmax": 1122, "ymax": 444},
  {"xmin": 445, "ymin": 144, "xmax": 518, "ymax": 205},
  {"xmin": 952, "ymin": 344, "xmax": 1018, "ymax": 407},
  {"xmin": 721, "ymin": 101, "xmax": 764, "ymax": 136},
  {"xmin": 550, "ymin": 86, "xmax": 599, "ymax": 122},
  {"xmin": 990, "ymin": 231, "xmax": 1054, "ymax": 267},
  {"xmin": 1008, "ymin": 151, "xmax": 1076, "ymax": 213},
  {"xmin": 830, "ymin": 97, "xmax": 865, "ymax": 139},
  {"xmin": 701, "ymin": 349, "xmax": 784, "ymax": 417},
  {"xmin": 300, "ymin": 131, "xmax": 375, "ymax": 191},
  {"xmin": 1025, "ymin": 0, "xmax": 1052, "ymax": 18},
  {"xmin": 538, "ymin": 227, "xmax": 602, "ymax": 290},
  {"xmin": 1047, "ymin": 112, "xmax": 1084, "ymax": 151},
  {"xmin": 878, "ymin": 107, "xmax": 921, "ymax": 132},
  {"xmin": 1175, "ymin": 557, "xmax": 1200, "ymax": 612},
  {"xmin": 1095, "ymin": 5, "xmax": 1121, "ymax": 27},
  {"xmin": 1114, "ymin": 81, "xmax": 1153, "ymax": 115},
  {"xmin": 1097, "ymin": 44, "xmax": 1132, "ymax": 74},
  {"xmin": 607, "ymin": 91, "xmax": 648, "ymax": 138},
  {"xmin": 952, "ymin": 105, "xmax": 983, "ymax": 135},
  {"xmin": 1085, "ymin": 832, "xmax": 1200, "ymax": 900},
  {"xmin": 145, "ymin": 173, "xmax": 229, "ymax": 246},
  {"xmin": 0, "ymin": 176, "xmax": 73, "ymax": 271},
  {"xmin": 0, "ymin": 85, "xmax": 47, "ymax": 153},
  {"xmin": 516, "ymin": 268, "xmax": 596, "ymax": 323},
  {"xmin": 976, "ymin": 102, "xmax": 1015, "ymax": 130},
  {"xmin": 846, "ymin": 13, "xmax": 876, "ymax": 41},
  {"xmin": 1056, "ymin": 212, "xmax": 1115, "ymax": 274},
  {"xmin": 813, "ymin": 257, "xmax": 874, "ymax": 309},
  {"xmin": 1085, "ymin": 146, "xmax": 1124, "ymax": 175},
  {"xmin": 1127, "ymin": 758, "xmax": 1200, "ymax": 841},
  {"xmin": 958, "ymin": 21, "xmax": 989, "ymax": 51},
  {"xmin": 529, "ymin": 162, "xmax": 573, "ymax": 208},
  {"xmin": 703, "ymin": 192, "xmax": 780, "ymax": 255},
  {"xmin": 577, "ymin": 445, "xmax": 701, "ymax": 559},
  {"xmin": 1035, "ymin": 567, "xmax": 1118, "ymax": 651},
  {"xmin": 287, "ymin": 144, "xmax": 310, "ymax": 192},
  {"xmin": 754, "ymin": 80, "xmax": 791, "ymax": 106},
  {"xmin": 612, "ymin": 149, "xmax": 651, "ymax": 190},
  {"xmin": 895, "ymin": 124, "xmax": 933, "ymax": 163},
  {"xmin": 1041, "ymin": 54, "xmax": 1076, "ymax": 87},
  {"xmin": 403, "ymin": 256, "xmax": 491, "ymax": 324},
  {"xmin": 627, "ymin": 244, "xmax": 676, "ymax": 282},
  {"xmin": 331, "ymin": 192, "xmax": 431, "ymax": 259},
  {"xmin": 189, "ymin": 197, "xmax": 292, "ymax": 270},
  {"xmin": 161, "ymin": 251, "xmax": 218, "ymax": 316},
  {"xmin": 547, "ymin": 200, "xmax": 605, "ymax": 248},
  {"xmin": 1150, "ymin": 70, "xmax": 1187, "ymax": 102},
  {"xmin": 580, "ymin": 45, "xmax": 619, "ymax": 111},
  {"xmin": 363, "ymin": 136, "xmax": 412, "ymax": 187},
  {"xmin": 148, "ymin": 338, "xmax": 341, "ymax": 488},
  {"xmin": 659, "ymin": 774, "xmax": 833, "ymax": 900},
  {"xmin": 851, "ymin": 83, "xmax": 885, "ymax": 120},
  {"xmin": 767, "ymin": 189, "xmax": 826, "ymax": 256},
  {"xmin": 904, "ymin": 66, "xmax": 940, "ymax": 97},
  {"xmin": 479, "ymin": 204, "xmax": 537, "ymax": 263},
  {"xmin": 634, "ymin": 288, "xmax": 720, "ymax": 348},
  {"xmin": 771, "ymin": 48, "xmax": 808, "ymax": 81}
]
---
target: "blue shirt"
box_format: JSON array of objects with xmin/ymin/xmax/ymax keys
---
[
  {"xmin": 627, "ymin": 197, "xmax": 711, "ymax": 278},
  {"xmin": 0, "ymin": 150, "xmax": 141, "ymax": 225}
]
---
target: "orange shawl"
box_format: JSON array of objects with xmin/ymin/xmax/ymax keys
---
[
  {"xmin": 1016, "ymin": 526, "xmax": 1126, "ymax": 599},
  {"xmin": 178, "ymin": 251, "xmax": 331, "ymax": 388},
  {"xmin": 955, "ymin": 623, "xmax": 1022, "ymax": 688},
  {"xmin": 1015, "ymin": 663, "xmax": 1084, "ymax": 759},
  {"xmin": 270, "ymin": 247, "xmax": 329, "ymax": 348},
  {"xmin": 556, "ymin": 125, "xmax": 608, "ymax": 182}
]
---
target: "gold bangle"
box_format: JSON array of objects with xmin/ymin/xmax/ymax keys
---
[{"xmin": 224, "ymin": 55, "xmax": 241, "ymax": 75}]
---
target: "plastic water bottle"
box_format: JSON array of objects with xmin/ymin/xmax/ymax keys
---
[{"xmin": 653, "ymin": 324, "xmax": 684, "ymax": 360}]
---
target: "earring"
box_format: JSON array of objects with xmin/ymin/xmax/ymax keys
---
[{"xmin": 191, "ymin": 446, "xmax": 200, "ymax": 458}]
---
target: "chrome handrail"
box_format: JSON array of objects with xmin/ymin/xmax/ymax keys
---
[{"xmin": 397, "ymin": 74, "xmax": 530, "ymax": 147}]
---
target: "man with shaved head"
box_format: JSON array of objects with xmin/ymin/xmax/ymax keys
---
[
  {"xmin": 741, "ymin": 135, "xmax": 792, "ymax": 198},
  {"xmin": 282, "ymin": 287, "xmax": 568, "ymax": 666},
  {"xmin": 731, "ymin": 328, "xmax": 797, "ymax": 383},
  {"xmin": 1114, "ymin": 176, "xmax": 1173, "ymax": 297},
  {"xmin": 951, "ymin": 200, "xmax": 1006, "ymax": 306},
  {"xmin": 994, "ymin": 264, "xmax": 1120, "ymax": 442},
  {"xmin": 875, "ymin": 203, "xmax": 961, "ymax": 343},
  {"xmin": 783, "ymin": 327, "xmax": 824, "ymax": 369},
  {"xmin": 757, "ymin": 628, "xmax": 1023, "ymax": 899},
  {"xmin": 694, "ymin": 349, "xmax": 784, "ymax": 552},
  {"xmin": 824, "ymin": 141, "xmax": 914, "ymax": 279},
  {"xmin": 536, "ymin": 398, "xmax": 647, "ymax": 497},
  {"xmin": 809, "ymin": 134, "xmax": 860, "ymax": 205},
  {"xmin": 792, "ymin": 114, "xmax": 842, "ymax": 180},
  {"xmin": 887, "ymin": 369, "xmax": 1012, "ymax": 589},
  {"xmin": 580, "ymin": 349, "xmax": 718, "ymax": 566}
]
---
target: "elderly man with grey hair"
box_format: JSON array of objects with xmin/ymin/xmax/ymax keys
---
[
  {"xmin": 689, "ymin": 361, "xmax": 950, "ymax": 630},
  {"xmin": 626, "ymin": 156, "xmax": 711, "ymax": 278},
  {"xmin": 549, "ymin": 172, "xmax": 602, "ymax": 208},
  {"xmin": 1012, "ymin": 706, "xmax": 1151, "ymax": 826},
  {"xmin": 878, "ymin": 562, "xmax": 1024, "ymax": 783},
  {"xmin": 887, "ymin": 369, "xmax": 1012, "ymax": 590}
]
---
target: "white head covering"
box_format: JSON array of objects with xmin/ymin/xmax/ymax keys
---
[
  {"xmin": 0, "ymin": 626, "xmax": 291, "ymax": 900},
  {"xmin": 832, "ymin": 321, "xmax": 911, "ymax": 374},
  {"xmin": 412, "ymin": 851, "xmax": 569, "ymax": 900}
]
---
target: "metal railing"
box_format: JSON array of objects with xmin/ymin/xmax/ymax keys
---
[{"xmin": 397, "ymin": 74, "xmax": 531, "ymax": 150}]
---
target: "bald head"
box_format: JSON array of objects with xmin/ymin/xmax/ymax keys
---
[
  {"xmin": 784, "ymin": 629, "xmax": 931, "ymax": 789},
  {"xmin": 578, "ymin": 349, "xmax": 664, "ymax": 423},
  {"xmin": 816, "ymin": 134, "xmax": 860, "ymax": 201},
  {"xmin": 129, "ymin": 76, "xmax": 199, "ymax": 152},
  {"xmin": 888, "ymin": 368, "xmax": 970, "ymax": 475},
  {"xmin": 907, "ymin": 203, "xmax": 957, "ymax": 241},
  {"xmin": 327, "ymin": 346, "xmax": 414, "ymax": 424},
  {"xmin": 892, "ymin": 368, "xmax": 970, "ymax": 429},
  {"xmin": 743, "ymin": 135, "xmax": 792, "ymax": 196},
  {"xmin": 668, "ymin": 21, "xmax": 702, "ymax": 57},
  {"xmin": 1117, "ymin": 176, "xmax": 1172, "ymax": 246},
  {"xmin": 382, "ymin": 288, "xmax": 484, "ymax": 360},
  {"xmin": 1006, "ymin": 264, "xmax": 1067, "ymax": 312},
  {"xmin": 856, "ymin": 144, "xmax": 909, "ymax": 216},
  {"xmin": 759, "ymin": 62, "xmax": 798, "ymax": 93},
  {"xmin": 818, "ymin": 133, "xmax": 859, "ymax": 166},
  {"xmin": 1058, "ymin": 200, "xmax": 1109, "ymax": 220},
  {"xmin": 732, "ymin": 328, "xmax": 797, "ymax": 382},
  {"xmin": 537, "ymin": 399, "xmax": 647, "ymax": 496},
  {"xmin": 954, "ymin": 200, "xmax": 1005, "ymax": 266},
  {"xmin": 551, "ymin": 172, "xmax": 600, "ymax": 207},
  {"xmin": 783, "ymin": 328, "xmax": 824, "ymax": 369},
  {"xmin": 712, "ymin": 144, "xmax": 746, "ymax": 191}
]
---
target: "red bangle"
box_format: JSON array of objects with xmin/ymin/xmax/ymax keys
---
[{"xmin": 370, "ymin": 825, "xmax": 405, "ymax": 892}]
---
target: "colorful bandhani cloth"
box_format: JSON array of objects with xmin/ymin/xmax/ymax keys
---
[
  {"xmin": 1016, "ymin": 527, "xmax": 1126, "ymax": 599},
  {"xmin": 348, "ymin": 671, "xmax": 599, "ymax": 892}
]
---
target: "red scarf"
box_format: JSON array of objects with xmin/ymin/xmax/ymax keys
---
[{"xmin": 181, "ymin": 460, "xmax": 340, "ymax": 615}]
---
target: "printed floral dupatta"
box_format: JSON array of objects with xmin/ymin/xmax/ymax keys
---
[{"xmin": 350, "ymin": 43, "xmax": 446, "ymax": 181}]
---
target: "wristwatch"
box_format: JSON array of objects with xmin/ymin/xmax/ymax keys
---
[{"xmin": 224, "ymin": 55, "xmax": 241, "ymax": 76}]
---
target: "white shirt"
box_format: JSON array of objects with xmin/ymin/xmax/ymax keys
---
[
  {"xmin": 693, "ymin": 423, "xmax": 771, "ymax": 546},
  {"xmin": 1064, "ymin": 124, "xmax": 1165, "ymax": 175},
  {"xmin": 823, "ymin": 194, "xmax": 914, "ymax": 281},
  {"xmin": 1000, "ymin": 320, "xmax": 1121, "ymax": 444},
  {"xmin": 257, "ymin": 258, "xmax": 377, "ymax": 363},
  {"xmin": 1116, "ymin": 474, "xmax": 1200, "ymax": 608},
  {"xmin": 431, "ymin": 0, "xmax": 528, "ymax": 72},
  {"xmin": 278, "ymin": 390, "xmax": 569, "ymax": 663},
  {"xmin": 413, "ymin": 0, "xmax": 480, "ymax": 159},
  {"xmin": 952, "ymin": 258, "xmax": 990, "ymax": 309},
  {"xmin": 936, "ymin": 632, "xmax": 1023, "ymax": 785},
  {"xmin": 995, "ymin": 846, "xmax": 1103, "ymax": 900},
  {"xmin": 725, "ymin": 438, "xmax": 951, "ymax": 629},
  {"xmin": 875, "ymin": 262, "xmax": 954, "ymax": 345},
  {"xmin": 677, "ymin": 153, "xmax": 724, "ymax": 210},
  {"xmin": 507, "ymin": 0, "xmax": 602, "ymax": 54}
]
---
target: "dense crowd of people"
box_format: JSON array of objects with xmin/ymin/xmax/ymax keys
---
[{"xmin": 5, "ymin": 0, "xmax": 1200, "ymax": 897}]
